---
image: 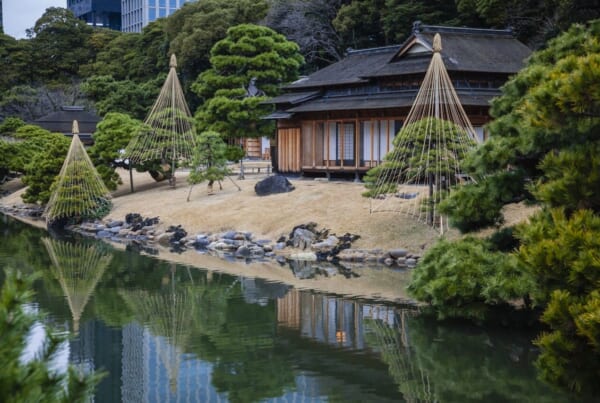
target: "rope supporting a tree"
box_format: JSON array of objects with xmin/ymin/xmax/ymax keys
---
[
  {"xmin": 369, "ymin": 34, "xmax": 479, "ymax": 234},
  {"xmin": 44, "ymin": 123, "xmax": 112, "ymax": 225},
  {"xmin": 125, "ymin": 54, "xmax": 197, "ymax": 185}
]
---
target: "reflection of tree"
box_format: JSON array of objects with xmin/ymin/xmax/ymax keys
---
[
  {"xmin": 364, "ymin": 311, "xmax": 435, "ymax": 403},
  {"xmin": 0, "ymin": 216, "xmax": 52, "ymax": 276},
  {"xmin": 405, "ymin": 318, "xmax": 567, "ymax": 402},
  {"xmin": 184, "ymin": 277, "xmax": 296, "ymax": 403},
  {"xmin": 118, "ymin": 267, "xmax": 197, "ymax": 392},
  {"xmin": 196, "ymin": 297, "xmax": 295, "ymax": 403},
  {"xmin": 42, "ymin": 237, "xmax": 112, "ymax": 333}
]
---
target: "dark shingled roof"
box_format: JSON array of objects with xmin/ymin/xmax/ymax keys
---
[
  {"xmin": 262, "ymin": 111, "xmax": 295, "ymax": 120},
  {"xmin": 34, "ymin": 106, "xmax": 100, "ymax": 135},
  {"xmin": 284, "ymin": 45, "xmax": 399, "ymax": 90},
  {"xmin": 284, "ymin": 25, "xmax": 530, "ymax": 90},
  {"xmin": 262, "ymin": 90, "xmax": 321, "ymax": 105},
  {"xmin": 286, "ymin": 89, "xmax": 501, "ymax": 113}
]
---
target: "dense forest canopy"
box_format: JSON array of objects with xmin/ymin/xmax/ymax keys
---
[{"xmin": 1, "ymin": 0, "xmax": 597, "ymax": 124}]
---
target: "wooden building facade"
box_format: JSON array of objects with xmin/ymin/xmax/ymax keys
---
[{"xmin": 264, "ymin": 23, "xmax": 531, "ymax": 178}]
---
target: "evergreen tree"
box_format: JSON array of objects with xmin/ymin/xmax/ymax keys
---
[
  {"xmin": 407, "ymin": 20, "xmax": 600, "ymax": 395},
  {"xmin": 17, "ymin": 127, "xmax": 70, "ymax": 204},
  {"xmin": 363, "ymin": 117, "xmax": 474, "ymax": 197},
  {"xmin": 192, "ymin": 24, "xmax": 303, "ymax": 141},
  {"xmin": 187, "ymin": 130, "xmax": 231, "ymax": 199},
  {"xmin": 88, "ymin": 112, "xmax": 145, "ymax": 190}
]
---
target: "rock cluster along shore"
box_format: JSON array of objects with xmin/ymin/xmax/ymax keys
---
[
  {"xmin": 0, "ymin": 202, "xmax": 421, "ymax": 272},
  {"xmin": 72, "ymin": 213, "xmax": 421, "ymax": 270}
]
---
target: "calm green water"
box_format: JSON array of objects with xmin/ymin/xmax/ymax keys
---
[{"xmin": 0, "ymin": 215, "xmax": 575, "ymax": 402}]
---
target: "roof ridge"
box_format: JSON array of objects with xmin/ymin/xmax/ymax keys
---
[
  {"xmin": 346, "ymin": 44, "xmax": 401, "ymax": 55},
  {"xmin": 417, "ymin": 24, "xmax": 514, "ymax": 37}
]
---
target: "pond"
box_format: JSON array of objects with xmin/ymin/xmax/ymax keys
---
[{"xmin": 0, "ymin": 214, "xmax": 575, "ymax": 402}]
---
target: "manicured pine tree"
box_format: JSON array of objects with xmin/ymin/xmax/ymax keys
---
[
  {"xmin": 187, "ymin": 130, "xmax": 233, "ymax": 200},
  {"xmin": 44, "ymin": 121, "xmax": 112, "ymax": 227}
]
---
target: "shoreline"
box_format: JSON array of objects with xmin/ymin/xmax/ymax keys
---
[
  {"xmin": 1, "ymin": 171, "xmax": 433, "ymax": 303},
  {"xmin": 0, "ymin": 210, "xmax": 418, "ymax": 304},
  {"xmin": 0, "ymin": 169, "xmax": 537, "ymax": 303}
]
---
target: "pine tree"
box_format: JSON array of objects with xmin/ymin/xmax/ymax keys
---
[{"xmin": 187, "ymin": 130, "xmax": 232, "ymax": 200}]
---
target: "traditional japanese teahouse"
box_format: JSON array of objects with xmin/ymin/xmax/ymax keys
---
[{"xmin": 264, "ymin": 23, "xmax": 531, "ymax": 178}]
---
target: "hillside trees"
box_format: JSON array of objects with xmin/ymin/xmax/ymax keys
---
[
  {"xmin": 333, "ymin": 0, "xmax": 471, "ymax": 50},
  {"xmin": 81, "ymin": 75, "xmax": 162, "ymax": 120},
  {"xmin": 456, "ymin": 0, "xmax": 600, "ymax": 46},
  {"xmin": 165, "ymin": 0, "xmax": 269, "ymax": 87},
  {"xmin": 192, "ymin": 24, "xmax": 303, "ymax": 141},
  {"xmin": 26, "ymin": 7, "xmax": 93, "ymax": 84}
]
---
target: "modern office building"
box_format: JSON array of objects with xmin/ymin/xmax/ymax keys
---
[
  {"xmin": 67, "ymin": 0, "xmax": 122, "ymax": 31},
  {"xmin": 121, "ymin": 0, "xmax": 196, "ymax": 33}
]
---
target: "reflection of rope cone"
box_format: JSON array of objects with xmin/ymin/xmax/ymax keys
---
[
  {"xmin": 42, "ymin": 238, "xmax": 112, "ymax": 334},
  {"xmin": 364, "ymin": 311, "xmax": 435, "ymax": 402},
  {"xmin": 119, "ymin": 287, "xmax": 195, "ymax": 393}
]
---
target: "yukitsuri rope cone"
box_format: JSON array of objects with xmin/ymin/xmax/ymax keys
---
[
  {"xmin": 366, "ymin": 34, "xmax": 478, "ymax": 234},
  {"xmin": 44, "ymin": 120, "xmax": 112, "ymax": 227},
  {"xmin": 42, "ymin": 238, "xmax": 112, "ymax": 333},
  {"xmin": 125, "ymin": 54, "xmax": 196, "ymax": 188}
]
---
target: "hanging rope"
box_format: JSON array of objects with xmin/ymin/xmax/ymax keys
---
[
  {"xmin": 125, "ymin": 54, "xmax": 197, "ymax": 186},
  {"xmin": 44, "ymin": 121, "xmax": 112, "ymax": 225},
  {"xmin": 367, "ymin": 34, "xmax": 479, "ymax": 234}
]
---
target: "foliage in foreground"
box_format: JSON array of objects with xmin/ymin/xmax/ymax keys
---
[
  {"xmin": 0, "ymin": 269, "xmax": 102, "ymax": 402},
  {"xmin": 407, "ymin": 237, "xmax": 531, "ymax": 322},
  {"xmin": 517, "ymin": 208, "xmax": 600, "ymax": 394},
  {"xmin": 408, "ymin": 20, "xmax": 600, "ymax": 395}
]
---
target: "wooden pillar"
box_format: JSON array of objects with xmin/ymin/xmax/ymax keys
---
[{"xmin": 312, "ymin": 121, "xmax": 316, "ymax": 168}]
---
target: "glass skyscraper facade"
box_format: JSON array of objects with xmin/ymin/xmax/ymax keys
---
[
  {"xmin": 68, "ymin": 0, "xmax": 122, "ymax": 31},
  {"xmin": 121, "ymin": 0, "xmax": 195, "ymax": 33}
]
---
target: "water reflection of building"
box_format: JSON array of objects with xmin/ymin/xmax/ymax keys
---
[
  {"xmin": 121, "ymin": 323, "xmax": 227, "ymax": 402},
  {"xmin": 277, "ymin": 289, "xmax": 400, "ymax": 348},
  {"xmin": 70, "ymin": 320, "xmax": 123, "ymax": 402},
  {"xmin": 64, "ymin": 277, "xmax": 418, "ymax": 402}
]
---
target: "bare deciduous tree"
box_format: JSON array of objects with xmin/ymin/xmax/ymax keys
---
[{"xmin": 264, "ymin": 0, "xmax": 344, "ymax": 72}]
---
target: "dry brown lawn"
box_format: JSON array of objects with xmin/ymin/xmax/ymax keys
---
[{"xmin": 108, "ymin": 169, "xmax": 455, "ymax": 252}]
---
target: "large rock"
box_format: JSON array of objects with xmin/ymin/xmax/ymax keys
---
[{"xmin": 254, "ymin": 175, "xmax": 295, "ymax": 196}]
